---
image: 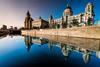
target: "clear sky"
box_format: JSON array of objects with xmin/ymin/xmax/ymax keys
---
[{"xmin": 0, "ymin": 0, "xmax": 99, "ymax": 28}]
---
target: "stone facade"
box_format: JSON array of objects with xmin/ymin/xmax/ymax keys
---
[
  {"xmin": 24, "ymin": 11, "xmax": 33, "ymax": 30},
  {"xmin": 24, "ymin": 2, "xmax": 94, "ymax": 30},
  {"xmin": 32, "ymin": 18, "xmax": 49, "ymax": 29},
  {"xmin": 49, "ymin": 2, "xmax": 94, "ymax": 28},
  {"xmin": 24, "ymin": 12, "xmax": 49, "ymax": 30}
]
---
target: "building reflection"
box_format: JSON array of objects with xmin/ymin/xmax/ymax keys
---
[
  {"xmin": 75, "ymin": 47, "xmax": 91, "ymax": 63},
  {"xmin": 24, "ymin": 36, "xmax": 92, "ymax": 63},
  {"xmin": 24, "ymin": 36, "xmax": 48, "ymax": 52},
  {"xmin": 96, "ymin": 51, "xmax": 100, "ymax": 59},
  {"xmin": 61, "ymin": 43, "xmax": 72, "ymax": 59},
  {"xmin": 24, "ymin": 36, "xmax": 33, "ymax": 52},
  {"xmin": 47, "ymin": 40, "xmax": 91, "ymax": 63},
  {"xmin": 48, "ymin": 40, "xmax": 53, "ymax": 50},
  {"xmin": 0, "ymin": 35, "xmax": 7, "ymax": 39},
  {"xmin": 48, "ymin": 41, "xmax": 75, "ymax": 60},
  {"xmin": 82, "ymin": 49, "xmax": 91, "ymax": 63},
  {"xmin": 96, "ymin": 41, "xmax": 100, "ymax": 59}
]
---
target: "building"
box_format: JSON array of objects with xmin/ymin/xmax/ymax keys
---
[
  {"xmin": 1, "ymin": 25, "xmax": 7, "ymax": 30},
  {"xmin": 49, "ymin": 2, "xmax": 94, "ymax": 28},
  {"xmin": 24, "ymin": 2, "xmax": 94, "ymax": 30},
  {"xmin": 32, "ymin": 17, "xmax": 49, "ymax": 29},
  {"xmin": 24, "ymin": 11, "xmax": 33, "ymax": 30},
  {"xmin": 9, "ymin": 26, "xmax": 13, "ymax": 30},
  {"xmin": 14, "ymin": 27, "xmax": 18, "ymax": 30},
  {"xmin": 24, "ymin": 11, "xmax": 49, "ymax": 30}
]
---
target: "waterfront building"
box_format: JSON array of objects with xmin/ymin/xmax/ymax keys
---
[
  {"xmin": 49, "ymin": 2, "xmax": 94, "ymax": 29},
  {"xmin": 9, "ymin": 26, "xmax": 13, "ymax": 30},
  {"xmin": 48, "ymin": 15, "xmax": 55, "ymax": 29},
  {"xmin": 24, "ymin": 11, "xmax": 49, "ymax": 30},
  {"xmin": 24, "ymin": 11, "xmax": 33, "ymax": 30},
  {"xmin": 1, "ymin": 25, "xmax": 7, "ymax": 30},
  {"xmin": 14, "ymin": 27, "xmax": 17, "ymax": 30},
  {"xmin": 24, "ymin": 2, "xmax": 94, "ymax": 29},
  {"xmin": 32, "ymin": 17, "xmax": 49, "ymax": 29}
]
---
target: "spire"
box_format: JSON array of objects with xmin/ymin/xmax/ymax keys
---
[
  {"xmin": 49, "ymin": 14, "xmax": 53, "ymax": 20},
  {"xmin": 63, "ymin": 3, "xmax": 73, "ymax": 16},
  {"xmin": 39, "ymin": 16, "xmax": 42, "ymax": 19},
  {"xmin": 27, "ymin": 10, "xmax": 31, "ymax": 17},
  {"xmin": 66, "ymin": 3, "xmax": 72, "ymax": 10},
  {"xmin": 67, "ymin": 3, "xmax": 70, "ymax": 8}
]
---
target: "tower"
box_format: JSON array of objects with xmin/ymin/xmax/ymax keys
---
[
  {"xmin": 63, "ymin": 4, "xmax": 73, "ymax": 17},
  {"xmin": 24, "ymin": 36, "xmax": 32, "ymax": 52},
  {"xmin": 62, "ymin": 16, "xmax": 68, "ymax": 28},
  {"xmin": 48, "ymin": 15, "xmax": 53, "ymax": 28},
  {"xmin": 61, "ymin": 16, "xmax": 64, "ymax": 28},
  {"xmin": 63, "ymin": 4, "xmax": 73, "ymax": 28},
  {"xmin": 24, "ymin": 10, "xmax": 33, "ymax": 30},
  {"xmin": 85, "ymin": 2, "xmax": 95, "ymax": 25},
  {"xmin": 85, "ymin": 2, "xmax": 94, "ymax": 18}
]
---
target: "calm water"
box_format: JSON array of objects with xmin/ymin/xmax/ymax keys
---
[{"xmin": 0, "ymin": 35, "xmax": 100, "ymax": 67}]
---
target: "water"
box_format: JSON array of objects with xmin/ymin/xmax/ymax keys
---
[{"xmin": 0, "ymin": 35, "xmax": 100, "ymax": 67}]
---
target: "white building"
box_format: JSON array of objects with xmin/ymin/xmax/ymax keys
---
[{"xmin": 49, "ymin": 2, "xmax": 95, "ymax": 28}]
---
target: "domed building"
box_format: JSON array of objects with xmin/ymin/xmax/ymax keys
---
[
  {"xmin": 24, "ymin": 2, "xmax": 95, "ymax": 29},
  {"xmin": 49, "ymin": 2, "xmax": 95, "ymax": 29},
  {"xmin": 63, "ymin": 4, "xmax": 73, "ymax": 16}
]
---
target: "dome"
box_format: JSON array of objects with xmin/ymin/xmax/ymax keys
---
[
  {"xmin": 87, "ymin": 2, "xmax": 93, "ymax": 6},
  {"xmin": 63, "ymin": 4, "xmax": 73, "ymax": 16},
  {"xmin": 64, "ymin": 9, "xmax": 71, "ymax": 15}
]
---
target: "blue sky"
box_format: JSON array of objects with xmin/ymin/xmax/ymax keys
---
[{"xmin": 0, "ymin": 0, "xmax": 99, "ymax": 28}]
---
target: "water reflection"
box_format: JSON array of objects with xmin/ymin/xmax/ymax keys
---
[
  {"xmin": 24, "ymin": 35, "xmax": 94, "ymax": 64},
  {"xmin": 24, "ymin": 36, "xmax": 33, "ymax": 51},
  {"xmin": 82, "ymin": 50, "xmax": 91, "ymax": 63},
  {"xmin": 0, "ymin": 34, "xmax": 20, "ymax": 39},
  {"xmin": 0, "ymin": 35, "xmax": 100, "ymax": 66},
  {"xmin": 0, "ymin": 35, "xmax": 7, "ymax": 39},
  {"xmin": 24, "ymin": 36, "xmax": 49, "ymax": 51}
]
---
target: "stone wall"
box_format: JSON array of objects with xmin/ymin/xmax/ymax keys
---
[{"xmin": 21, "ymin": 26, "xmax": 100, "ymax": 39}]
